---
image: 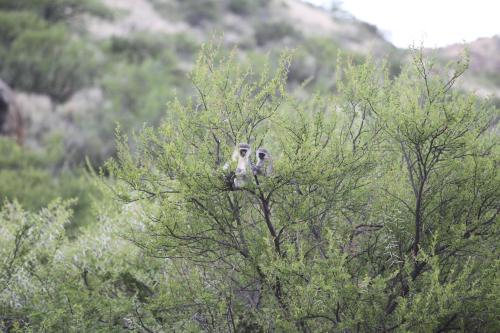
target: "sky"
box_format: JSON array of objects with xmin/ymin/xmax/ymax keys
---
[{"xmin": 306, "ymin": 0, "xmax": 499, "ymax": 48}]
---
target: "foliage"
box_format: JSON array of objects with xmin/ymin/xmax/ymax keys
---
[
  {"xmin": 97, "ymin": 51, "xmax": 186, "ymax": 137},
  {"xmin": 0, "ymin": 200, "xmax": 158, "ymax": 332},
  {"xmin": 63, "ymin": 39, "xmax": 194, "ymax": 164},
  {"xmin": 106, "ymin": 32, "xmax": 199, "ymax": 64},
  {"xmin": 0, "ymin": 44, "xmax": 498, "ymax": 332},
  {"xmin": 0, "ymin": 25, "xmax": 99, "ymax": 102},
  {"xmin": 46, "ymin": 40, "xmax": 194, "ymax": 166},
  {"xmin": 104, "ymin": 45, "xmax": 498, "ymax": 331},
  {"xmin": 0, "ymin": 138, "xmax": 99, "ymax": 235},
  {"xmin": 0, "ymin": 200, "xmax": 71, "ymax": 331},
  {"xmin": 227, "ymin": 0, "xmax": 260, "ymax": 16},
  {"xmin": 108, "ymin": 33, "xmax": 174, "ymax": 64},
  {"xmin": 169, "ymin": 32, "xmax": 200, "ymax": 57},
  {"xmin": 287, "ymin": 37, "xmax": 348, "ymax": 90},
  {"xmin": 0, "ymin": 0, "xmax": 111, "ymax": 22},
  {"xmin": 0, "ymin": 11, "xmax": 46, "ymax": 45},
  {"xmin": 255, "ymin": 21, "xmax": 300, "ymax": 46},
  {"xmin": 0, "ymin": 1, "xmax": 104, "ymax": 102}
]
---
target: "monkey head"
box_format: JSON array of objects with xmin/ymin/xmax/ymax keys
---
[
  {"xmin": 254, "ymin": 147, "xmax": 273, "ymax": 176},
  {"xmin": 257, "ymin": 148, "xmax": 269, "ymax": 161},
  {"xmin": 238, "ymin": 143, "xmax": 251, "ymax": 158}
]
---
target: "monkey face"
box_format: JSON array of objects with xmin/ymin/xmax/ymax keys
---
[
  {"xmin": 254, "ymin": 148, "xmax": 272, "ymax": 176},
  {"xmin": 238, "ymin": 143, "xmax": 250, "ymax": 158},
  {"xmin": 256, "ymin": 148, "xmax": 269, "ymax": 161}
]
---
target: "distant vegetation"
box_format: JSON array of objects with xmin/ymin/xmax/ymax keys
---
[
  {"xmin": 0, "ymin": 0, "xmax": 107, "ymax": 233},
  {"xmin": 0, "ymin": 138, "xmax": 99, "ymax": 236},
  {"xmin": 0, "ymin": 0, "xmax": 110, "ymax": 22},
  {"xmin": 0, "ymin": 6, "xmax": 101, "ymax": 101},
  {"xmin": 0, "ymin": 0, "xmax": 197, "ymax": 225}
]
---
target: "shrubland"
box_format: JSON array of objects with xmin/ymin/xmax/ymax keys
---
[
  {"xmin": 1, "ymin": 44, "xmax": 498, "ymax": 332},
  {"xmin": 0, "ymin": 1, "xmax": 107, "ymax": 101},
  {"xmin": 0, "ymin": 138, "xmax": 99, "ymax": 236}
]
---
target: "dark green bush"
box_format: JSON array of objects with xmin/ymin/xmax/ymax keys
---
[
  {"xmin": 0, "ymin": 11, "xmax": 46, "ymax": 45},
  {"xmin": 227, "ymin": 0, "xmax": 258, "ymax": 15},
  {"xmin": 100, "ymin": 51, "xmax": 181, "ymax": 127},
  {"xmin": 254, "ymin": 21, "xmax": 299, "ymax": 46},
  {"xmin": 106, "ymin": 32, "xmax": 199, "ymax": 63},
  {"xmin": 0, "ymin": 138, "xmax": 99, "ymax": 235},
  {"xmin": 170, "ymin": 33, "xmax": 199, "ymax": 57},
  {"xmin": 0, "ymin": 26, "xmax": 99, "ymax": 101},
  {"xmin": 108, "ymin": 33, "xmax": 168, "ymax": 63},
  {"xmin": 74, "ymin": 49, "xmax": 188, "ymax": 163},
  {"xmin": 0, "ymin": 0, "xmax": 107, "ymax": 101},
  {"xmin": 100, "ymin": 46, "xmax": 499, "ymax": 332},
  {"xmin": 0, "ymin": 0, "xmax": 111, "ymax": 22}
]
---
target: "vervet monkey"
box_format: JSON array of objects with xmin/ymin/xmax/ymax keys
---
[
  {"xmin": 253, "ymin": 148, "xmax": 273, "ymax": 176},
  {"xmin": 224, "ymin": 143, "xmax": 252, "ymax": 189}
]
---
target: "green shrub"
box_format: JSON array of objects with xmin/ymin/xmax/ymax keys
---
[
  {"xmin": 147, "ymin": 0, "xmax": 177, "ymax": 20},
  {"xmin": 104, "ymin": 45, "xmax": 499, "ymax": 331},
  {"xmin": 0, "ymin": 200, "xmax": 70, "ymax": 331},
  {"xmin": 0, "ymin": 138, "xmax": 99, "ymax": 235},
  {"xmin": 254, "ymin": 21, "xmax": 299, "ymax": 46},
  {"xmin": 101, "ymin": 52, "xmax": 180, "ymax": 126},
  {"xmin": 0, "ymin": 42, "xmax": 498, "ymax": 333},
  {"xmin": 0, "ymin": 26, "xmax": 99, "ymax": 101},
  {"xmin": 227, "ymin": 0, "xmax": 258, "ymax": 15},
  {"xmin": 0, "ymin": 1, "xmax": 106, "ymax": 101},
  {"xmin": 170, "ymin": 32, "xmax": 199, "ymax": 57},
  {"xmin": 107, "ymin": 32, "xmax": 198, "ymax": 64},
  {"xmin": 286, "ymin": 37, "xmax": 365, "ymax": 91},
  {"xmin": 0, "ymin": 11, "xmax": 46, "ymax": 45},
  {"xmin": 108, "ymin": 33, "xmax": 169, "ymax": 63},
  {"xmin": 0, "ymin": 198, "xmax": 164, "ymax": 332},
  {"xmin": 0, "ymin": 0, "xmax": 111, "ymax": 22},
  {"xmin": 77, "ymin": 50, "xmax": 188, "ymax": 162}
]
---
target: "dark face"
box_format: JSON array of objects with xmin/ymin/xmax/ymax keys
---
[
  {"xmin": 258, "ymin": 152, "xmax": 266, "ymax": 160},
  {"xmin": 239, "ymin": 149, "xmax": 248, "ymax": 157}
]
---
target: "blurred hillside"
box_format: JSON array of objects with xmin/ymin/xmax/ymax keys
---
[
  {"xmin": 432, "ymin": 36, "xmax": 500, "ymax": 98},
  {"xmin": 2, "ymin": 0, "xmax": 497, "ymax": 160},
  {"xmin": 0, "ymin": 0, "xmax": 397, "ymax": 163},
  {"xmin": 0, "ymin": 0, "xmax": 498, "ymax": 222}
]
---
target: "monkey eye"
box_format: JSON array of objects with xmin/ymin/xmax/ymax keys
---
[{"xmin": 258, "ymin": 153, "xmax": 266, "ymax": 159}]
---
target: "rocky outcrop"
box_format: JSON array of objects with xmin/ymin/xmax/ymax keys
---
[{"xmin": 0, "ymin": 79, "xmax": 23, "ymax": 145}]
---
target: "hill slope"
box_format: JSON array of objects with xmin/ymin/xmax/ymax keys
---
[
  {"xmin": 433, "ymin": 35, "xmax": 500, "ymax": 98},
  {"xmin": 0, "ymin": 0, "xmax": 497, "ymax": 160},
  {"xmin": 87, "ymin": 0, "xmax": 394, "ymax": 55}
]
